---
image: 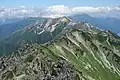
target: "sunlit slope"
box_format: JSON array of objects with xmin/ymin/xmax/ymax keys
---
[{"xmin": 41, "ymin": 22, "xmax": 120, "ymax": 80}]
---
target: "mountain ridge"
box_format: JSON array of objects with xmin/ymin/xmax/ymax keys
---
[
  {"xmin": 71, "ymin": 14, "xmax": 120, "ymax": 34},
  {"xmin": 0, "ymin": 17, "xmax": 71, "ymax": 55},
  {"xmin": 0, "ymin": 16, "xmax": 120, "ymax": 80}
]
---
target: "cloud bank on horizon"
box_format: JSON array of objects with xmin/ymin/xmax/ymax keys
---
[{"xmin": 0, "ymin": 5, "xmax": 120, "ymax": 18}]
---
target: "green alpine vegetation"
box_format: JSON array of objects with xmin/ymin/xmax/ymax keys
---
[{"xmin": 0, "ymin": 17, "xmax": 120, "ymax": 80}]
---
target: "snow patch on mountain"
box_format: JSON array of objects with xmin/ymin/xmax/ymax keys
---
[
  {"xmin": 35, "ymin": 17, "xmax": 70, "ymax": 35},
  {"xmin": 50, "ymin": 23, "xmax": 59, "ymax": 32}
]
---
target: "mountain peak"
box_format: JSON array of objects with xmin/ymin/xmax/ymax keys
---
[{"xmin": 0, "ymin": 16, "xmax": 120, "ymax": 80}]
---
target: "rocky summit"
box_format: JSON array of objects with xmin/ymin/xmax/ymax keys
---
[{"xmin": 0, "ymin": 17, "xmax": 120, "ymax": 80}]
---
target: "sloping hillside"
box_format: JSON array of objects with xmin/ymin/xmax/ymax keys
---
[{"xmin": 0, "ymin": 19, "xmax": 120, "ymax": 80}]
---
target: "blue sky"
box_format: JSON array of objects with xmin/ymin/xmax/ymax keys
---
[{"xmin": 0, "ymin": 0, "xmax": 120, "ymax": 7}]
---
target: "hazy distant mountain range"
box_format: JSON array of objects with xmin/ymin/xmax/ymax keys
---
[
  {"xmin": 0, "ymin": 13, "xmax": 119, "ymax": 41},
  {"xmin": 70, "ymin": 14, "xmax": 120, "ymax": 34},
  {"xmin": 0, "ymin": 17, "xmax": 46, "ymax": 40},
  {"xmin": 0, "ymin": 5, "xmax": 120, "ymax": 40}
]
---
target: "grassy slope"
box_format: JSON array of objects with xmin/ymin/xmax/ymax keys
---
[
  {"xmin": 40, "ymin": 27, "xmax": 120, "ymax": 80},
  {"xmin": 0, "ymin": 18, "xmax": 120, "ymax": 80}
]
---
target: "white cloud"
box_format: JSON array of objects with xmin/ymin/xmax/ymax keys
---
[
  {"xmin": 42, "ymin": 5, "xmax": 71, "ymax": 18},
  {"xmin": 20, "ymin": 5, "xmax": 26, "ymax": 8},
  {"xmin": 46, "ymin": 5, "xmax": 70, "ymax": 14},
  {"xmin": 43, "ymin": 5, "xmax": 120, "ymax": 18},
  {"xmin": 0, "ymin": 5, "xmax": 120, "ymax": 18}
]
